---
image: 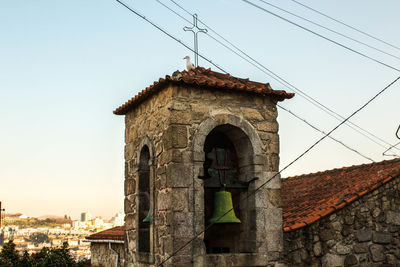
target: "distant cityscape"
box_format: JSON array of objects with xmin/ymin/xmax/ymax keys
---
[{"xmin": 0, "ymin": 211, "xmax": 124, "ymax": 261}]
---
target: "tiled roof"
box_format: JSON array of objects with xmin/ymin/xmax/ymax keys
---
[
  {"xmin": 113, "ymin": 67, "xmax": 294, "ymax": 115},
  {"xmin": 86, "ymin": 226, "xmax": 124, "ymax": 242},
  {"xmin": 282, "ymin": 158, "xmax": 400, "ymax": 232}
]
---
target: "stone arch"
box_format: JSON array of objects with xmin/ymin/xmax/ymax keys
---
[
  {"xmin": 193, "ymin": 113, "xmax": 264, "ymax": 172},
  {"xmin": 192, "ymin": 112, "xmax": 265, "ymax": 254}
]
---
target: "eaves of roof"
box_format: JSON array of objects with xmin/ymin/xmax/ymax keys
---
[{"xmin": 113, "ymin": 67, "xmax": 294, "ymax": 115}]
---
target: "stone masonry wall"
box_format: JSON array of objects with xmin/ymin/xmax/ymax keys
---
[
  {"xmin": 283, "ymin": 176, "xmax": 400, "ymax": 266},
  {"xmin": 90, "ymin": 243, "xmax": 124, "ymax": 267},
  {"xmin": 124, "ymin": 83, "xmax": 284, "ymax": 266}
]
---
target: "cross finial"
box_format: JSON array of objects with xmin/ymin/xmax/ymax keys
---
[{"xmin": 184, "ymin": 14, "xmax": 207, "ymax": 67}]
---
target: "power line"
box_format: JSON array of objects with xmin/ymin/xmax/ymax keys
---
[
  {"xmin": 290, "ymin": 0, "xmax": 400, "ymax": 52},
  {"xmin": 277, "ymin": 104, "xmax": 375, "ymax": 162},
  {"xmin": 257, "ymin": 0, "xmax": 400, "ymax": 61},
  {"xmin": 240, "ymin": 0, "xmax": 400, "ymax": 72},
  {"xmin": 114, "ymin": 0, "xmax": 228, "ymax": 74},
  {"xmin": 114, "ymin": 1, "xmax": 400, "ymax": 264},
  {"xmin": 159, "ymin": 75, "xmax": 400, "ymax": 266},
  {"xmin": 158, "ymin": 0, "xmax": 400, "ymax": 154}
]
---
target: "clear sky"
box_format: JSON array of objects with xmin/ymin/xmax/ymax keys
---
[{"xmin": 1, "ymin": 0, "xmax": 399, "ymax": 219}]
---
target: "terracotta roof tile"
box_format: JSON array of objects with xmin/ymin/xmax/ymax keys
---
[
  {"xmin": 113, "ymin": 67, "xmax": 294, "ymax": 115},
  {"xmin": 282, "ymin": 158, "xmax": 400, "ymax": 231},
  {"xmin": 86, "ymin": 226, "xmax": 124, "ymax": 241}
]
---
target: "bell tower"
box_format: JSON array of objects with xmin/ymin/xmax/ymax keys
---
[{"xmin": 114, "ymin": 67, "xmax": 293, "ymax": 266}]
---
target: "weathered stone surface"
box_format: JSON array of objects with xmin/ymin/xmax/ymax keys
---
[
  {"xmin": 331, "ymin": 221, "xmax": 342, "ymax": 232},
  {"xmin": 91, "ymin": 243, "xmax": 125, "ymax": 267},
  {"xmin": 372, "ymin": 231, "xmax": 392, "ymax": 244},
  {"xmin": 163, "ymin": 125, "xmax": 188, "ymax": 149},
  {"xmin": 335, "ymin": 243, "xmax": 351, "ymax": 255},
  {"xmin": 268, "ymin": 189, "xmax": 281, "ymax": 207},
  {"xmin": 125, "ymin": 179, "xmax": 137, "ymax": 197},
  {"xmin": 240, "ymin": 107, "xmax": 264, "ymax": 121},
  {"xmin": 284, "ymin": 177, "xmax": 400, "ymax": 267},
  {"xmin": 344, "ymin": 254, "xmax": 358, "ymax": 266},
  {"xmin": 122, "ymin": 83, "xmax": 286, "ymax": 266},
  {"xmin": 353, "ymin": 243, "xmax": 368, "ymax": 254},
  {"xmin": 356, "ymin": 229, "xmax": 372, "ymax": 242},
  {"xmin": 369, "ymin": 244, "xmax": 385, "ymax": 262},
  {"xmin": 386, "ymin": 211, "xmax": 400, "ymax": 225},
  {"xmin": 322, "ymin": 253, "xmax": 343, "ymax": 267},
  {"xmin": 257, "ymin": 121, "xmax": 279, "ymax": 132},
  {"xmin": 171, "ymin": 188, "xmax": 189, "ymax": 211},
  {"xmin": 166, "ymin": 163, "xmax": 192, "ymax": 187},
  {"xmin": 320, "ymin": 229, "xmax": 334, "ymax": 241},
  {"xmin": 313, "ymin": 242, "xmax": 322, "ymax": 257}
]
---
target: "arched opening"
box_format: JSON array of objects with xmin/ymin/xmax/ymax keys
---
[
  {"xmin": 202, "ymin": 125, "xmax": 254, "ymax": 254},
  {"xmin": 138, "ymin": 145, "xmax": 150, "ymax": 253}
]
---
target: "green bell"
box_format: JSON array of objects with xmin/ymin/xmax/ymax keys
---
[
  {"xmin": 209, "ymin": 188, "xmax": 241, "ymax": 224},
  {"xmin": 142, "ymin": 210, "xmax": 151, "ymax": 223}
]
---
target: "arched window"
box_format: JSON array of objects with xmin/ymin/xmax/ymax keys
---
[
  {"xmin": 138, "ymin": 146, "xmax": 150, "ymax": 253},
  {"xmin": 202, "ymin": 127, "xmax": 248, "ymax": 254}
]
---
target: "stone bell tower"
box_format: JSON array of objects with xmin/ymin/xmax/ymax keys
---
[{"xmin": 114, "ymin": 67, "xmax": 293, "ymax": 266}]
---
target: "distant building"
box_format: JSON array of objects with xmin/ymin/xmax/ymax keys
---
[
  {"xmin": 110, "ymin": 213, "xmax": 124, "ymax": 227},
  {"xmin": 93, "ymin": 217, "xmax": 104, "ymax": 228},
  {"xmin": 80, "ymin": 212, "xmax": 92, "ymax": 222}
]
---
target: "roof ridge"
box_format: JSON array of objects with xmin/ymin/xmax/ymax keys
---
[
  {"xmin": 283, "ymin": 158, "xmax": 400, "ymax": 181},
  {"xmin": 114, "ymin": 68, "xmax": 294, "ymax": 115}
]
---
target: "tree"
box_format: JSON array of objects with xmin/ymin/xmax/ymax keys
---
[
  {"xmin": 0, "ymin": 241, "xmax": 90, "ymax": 267},
  {"xmin": 29, "ymin": 233, "xmax": 50, "ymax": 246}
]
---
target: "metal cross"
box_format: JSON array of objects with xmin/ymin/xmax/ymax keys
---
[{"xmin": 184, "ymin": 14, "xmax": 207, "ymax": 67}]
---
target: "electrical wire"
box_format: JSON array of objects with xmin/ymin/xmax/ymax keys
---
[
  {"xmin": 159, "ymin": 0, "xmax": 400, "ymax": 154},
  {"xmin": 159, "ymin": 75, "xmax": 400, "ymax": 266},
  {"xmin": 290, "ymin": 0, "xmax": 400, "ymax": 52},
  {"xmin": 114, "ymin": 0, "xmax": 228, "ymax": 74},
  {"xmin": 114, "ymin": 1, "xmax": 400, "ymax": 264},
  {"xmin": 277, "ymin": 104, "xmax": 375, "ymax": 162},
  {"xmin": 240, "ymin": 0, "xmax": 400, "ymax": 72},
  {"xmin": 257, "ymin": 0, "xmax": 400, "ymax": 61}
]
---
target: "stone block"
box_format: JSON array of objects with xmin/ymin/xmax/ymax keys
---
[
  {"xmin": 268, "ymin": 189, "xmax": 281, "ymax": 207},
  {"xmin": 125, "ymin": 179, "xmax": 136, "ymax": 196},
  {"xmin": 257, "ymin": 121, "xmax": 279, "ymax": 132},
  {"xmin": 173, "ymin": 212, "xmax": 193, "ymax": 237},
  {"xmin": 163, "ymin": 125, "xmax": 188, "ymax": 149},
  {"xmin": 369, "ymin": 244, "xmax": 385, "ymax": 262},
  {"xmin": 344, "ymin": 215, "xmax": 354, "ymax": 225},
  {"xmin": 157, "ymin": 190, "xmax": 171, "ymax": 211},
  {"xmin": 320, "ymin": 229, "xmax": 334, "ymax": 241},
  {"xmin": 171, "ymin": 188, "xmax": 189, "ymax": 211},
  {"xmin": 344, "ymin": 254, "xmax": 358, "ymax": 266},
  {"xmin": 386, "ymin": 211, "xmax": 400, "ymax": 225},
  {"xmin": 170, "ymin": 110, "xmax": 191, "ymax": 124},
  {"xmin": 125, "ymin": 198, "xmax": 135, "ymax": 214},
  {"xmin": 166, "ymin": 163, "xmax": 193, "ymax": 187},
  {"xmin": 173, "ymin": 236, "xmax": 193, "ymax": 255},
  {"xmin": 372, "ymin": 231, "xmax": 392, "ymax": 244},
  {"xmin": 265, "ymin": 230, "xmax": 283, "ymax": 252},
  {"xmin": 356, "ymin": 229, "xmax": 372, "ymax": 242},
  {"xmin": 322, "ymin": 253, "xmax": 343, "ymax": 267},
  {"xmin": 125, "ymin": 213, "xmax": 136, "ymax": 231},
  {"xmin": 313, "ymin": 242, "xmax": 322, "ymax": 257},
  {"xmin": 241, "ymin": 107, "xmax": 264, "ymax": 121},
  {"xmin": 335, "ymin": 243, "xmax": 351, "ymax": 255},
  {"xmin": 353, "ymin": 243, "xmax": 368, "ymax": 254},
  {"xmin": 168, "ymin": 101, "xmax": 188, "ymax": 111},
  {"xmin": 265, "ymin": 208, "xmax": 283, "ymax": 231},
  {"xmin": 331, "ymin": 221, "xmax": 342, "ymax": 232}
]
